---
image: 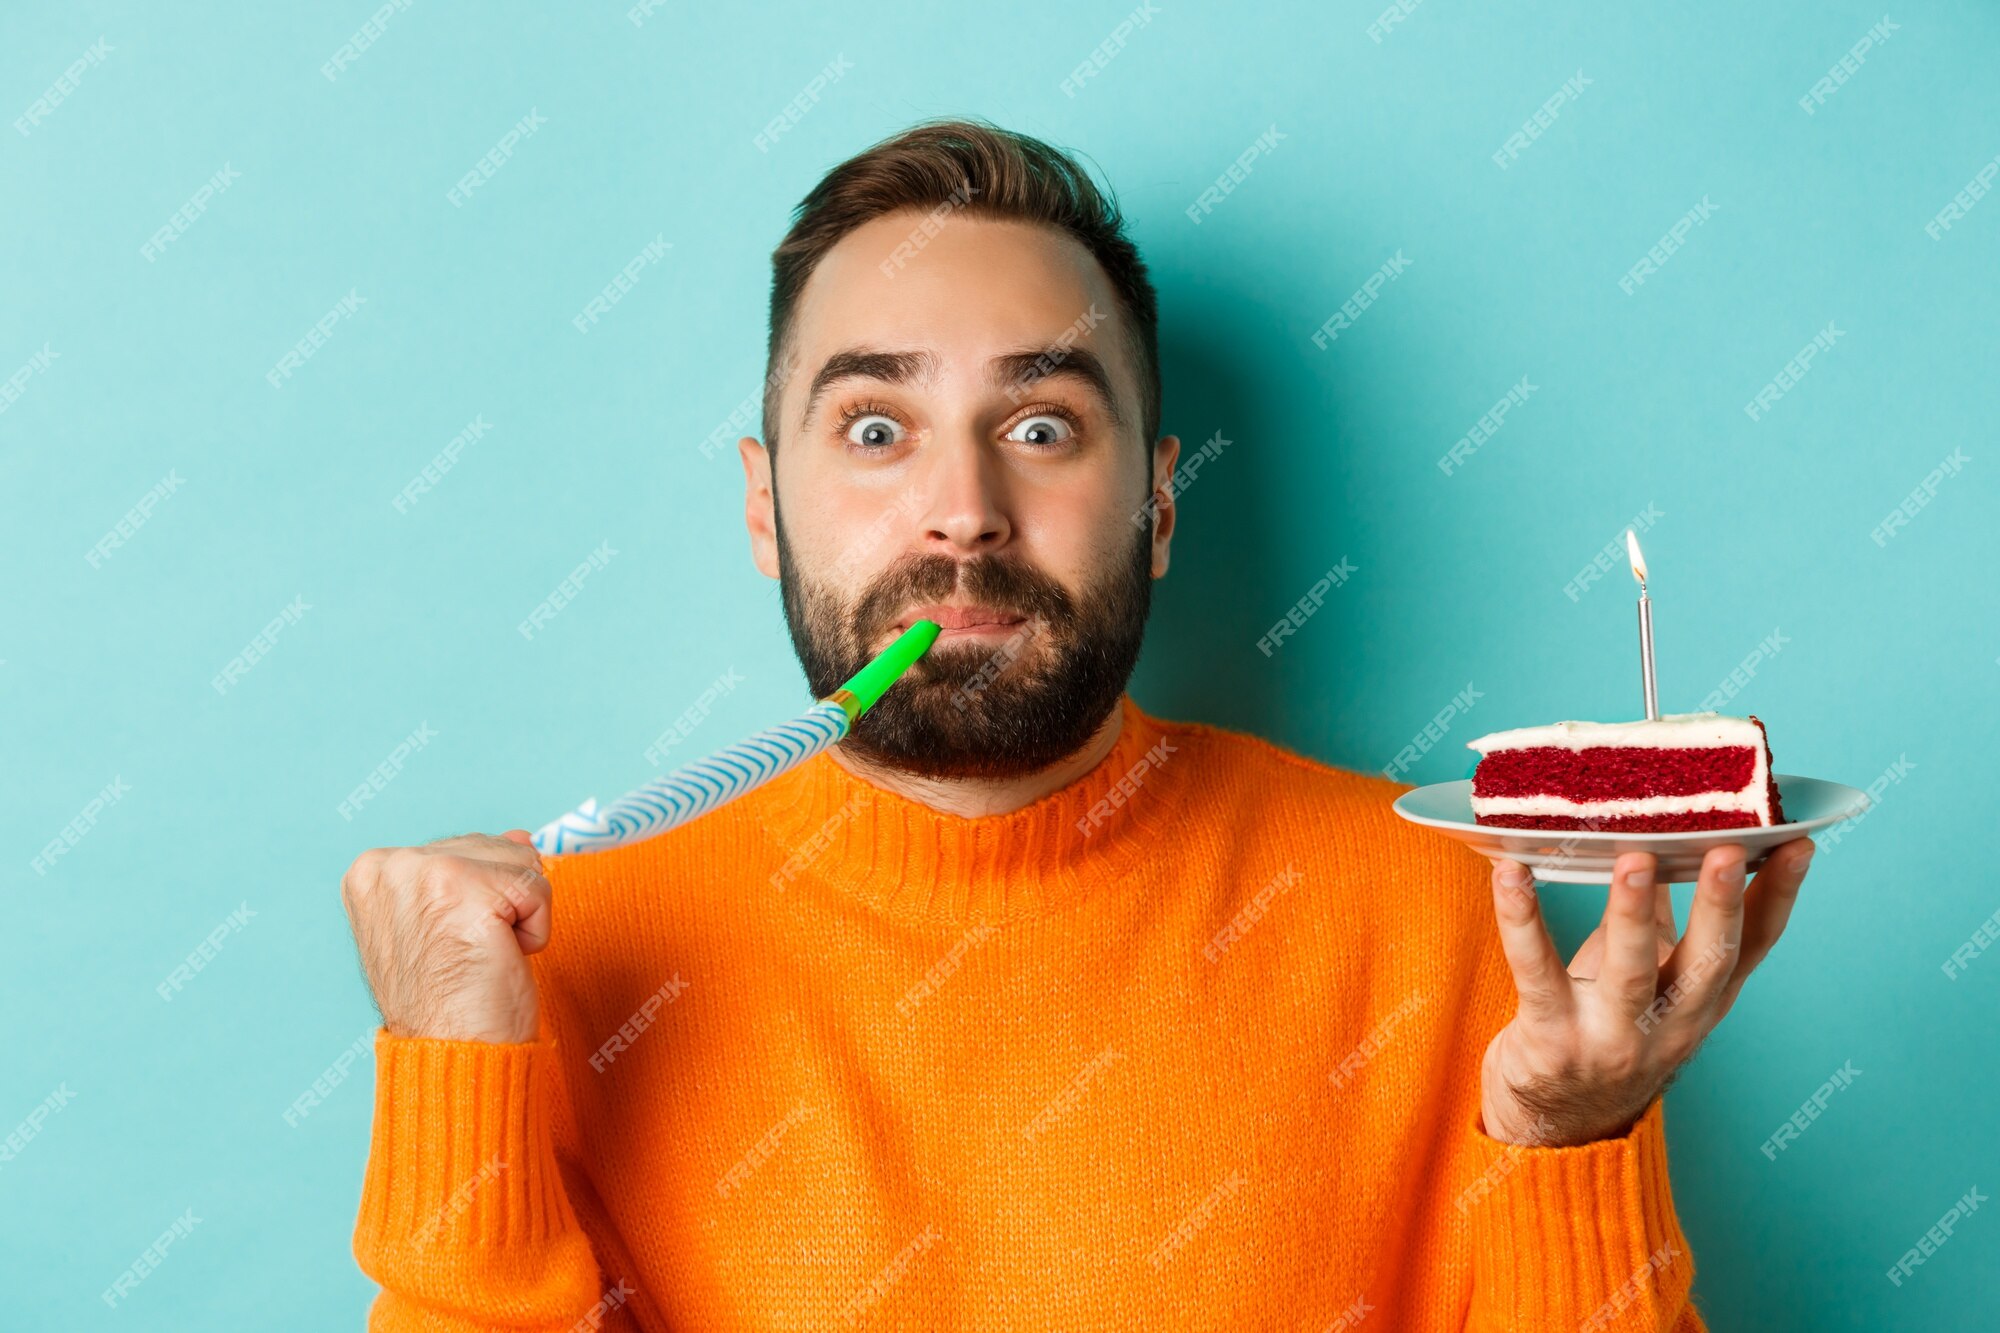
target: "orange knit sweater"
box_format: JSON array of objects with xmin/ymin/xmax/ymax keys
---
[{"xmin": 354, "ymin": 694, "xmax": 1707, "ymax": 1330}]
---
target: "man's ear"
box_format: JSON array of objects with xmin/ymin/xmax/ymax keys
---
[
  {"xmin": 740, "ymin": 436, "xmax": 781, "ymax": 579},
  {"xmin": 1147, "ymin": 434, "xmax": 1181, "ymax": 578}
]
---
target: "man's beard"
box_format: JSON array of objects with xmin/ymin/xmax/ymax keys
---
[{"xmin": 775, "ymin": 499, "xmax": 1153, "ymax": 781}]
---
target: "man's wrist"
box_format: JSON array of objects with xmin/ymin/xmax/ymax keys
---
[
  {"xmin": 381, "ymin": 1004, "xmax": 539, "ymax": 1045},
  {"xmin": 1480, "ymin": 1077, "xmax": 1657, "ymax": 1147}
]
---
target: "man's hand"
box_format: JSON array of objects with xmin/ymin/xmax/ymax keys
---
[
  {"xmin": 340, "ymin": 830, "xmax": 552, "ymax": 1045},
  {"xmin": 1479, "ymin": 838, "xmax": 1815, "ymax": 1147}
]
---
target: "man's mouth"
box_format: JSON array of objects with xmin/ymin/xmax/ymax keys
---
[{"xmin": 892, "ymin": 603, "xmax": 1031, "ymax": 637}]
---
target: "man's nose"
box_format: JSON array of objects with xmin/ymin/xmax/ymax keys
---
[{"xmin": 914, "ymin": 435, "xmax": 1010, "ymax": 555}]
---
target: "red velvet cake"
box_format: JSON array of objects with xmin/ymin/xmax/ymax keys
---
[{"xmin": 1465, "ymin": 713, "xmax": 1786, "ymax": 832}]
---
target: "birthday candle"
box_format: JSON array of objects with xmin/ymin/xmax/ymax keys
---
[
  {"xmin": 1626, "ymin": 529, "xmax": 1660, "ymax": 722},
  {"xmin": 531, "ymin": 619, "xmax": 940, "ymax": 855}
]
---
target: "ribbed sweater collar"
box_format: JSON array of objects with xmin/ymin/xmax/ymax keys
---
[{"xmin": 750, "ymin": 694, "xmax": 1184, "ymax": 926}]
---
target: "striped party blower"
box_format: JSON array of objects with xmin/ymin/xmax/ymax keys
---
[{"xmin": 531, "ymin": 620, "xmax": 941, "ymax": 855}]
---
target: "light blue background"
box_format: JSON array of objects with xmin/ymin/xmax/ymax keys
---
[{"xmin": 5, "ymin": 2, "xmax": 1995, "ymax": 1327}]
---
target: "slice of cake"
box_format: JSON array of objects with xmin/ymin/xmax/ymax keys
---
[{"xmin": 1465, "ymin": 713, "xmax": 1785, "ymax": 832}]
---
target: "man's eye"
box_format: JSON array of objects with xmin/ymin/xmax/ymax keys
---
[
  {"xmin": 844, "ymin": 414, "xmax": 905, "ymax": 448},
  {"xmin": 1006, "ymin": 414, "xmax": 1073, "ymax": 447}
]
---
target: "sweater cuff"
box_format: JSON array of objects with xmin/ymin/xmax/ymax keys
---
[
  {"xmin": 354, "ymin": 1029, "xmax": 597, "ymax": 1302},
  {"xmin": 1463, "ymin": 1095, "xmax": 1696, "ymax": 1331}
]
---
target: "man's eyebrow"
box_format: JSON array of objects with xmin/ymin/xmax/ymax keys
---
[
  {"xmin": 800, "ymin": 347, "xmax": 941, "ymax": 428},
  {"xmin": 798, "ymin": 344, "xmax": 1130, "ymax": 431},
  {"xmin": 990, "ymin": 346, "xmax": 1125, "ymax": 427}
]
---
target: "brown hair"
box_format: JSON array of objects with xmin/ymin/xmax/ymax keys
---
[{"xmin": 763, "ymin": 116, "xmax": 1161, "ymax": 458}]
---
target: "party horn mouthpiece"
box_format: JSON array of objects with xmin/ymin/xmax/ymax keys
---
[{"xmin": 827, "ymin": 618, "xmax": 941, "ymax": 723}]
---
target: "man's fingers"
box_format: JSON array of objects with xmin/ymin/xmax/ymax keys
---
[
  {"xmin": 1710, "ymin": 838, "xmax": 1814, "ymax": 1023},
  {"xmin": 427, "ymin": 830, "xmax": 544, "ymax": 870},
  {"xmin": 1596, "ymin": 853, "xmax": 1665, "ymax": 1016},
  {"xmin": 1656, "ymin": 844, "xmax": 1750, "ymax": 1022},
  {"xmin": 1572, "ymin": 882, "xmax": 1677, "ymax": 981},
  {"xmin": 471, "ymin": 859, "xmax": 554, "ymax": 954},
  {"xmin": 1733, "ymin": 838, "xmax": 1812, "ymax": 974},
  {"xmin": 1490, "ymin": 859, "xmax": 1573, "ymax": 1023},
  {"xmin": 1568, "ymin": 923, "xmax": 1607, "ymax": 979},
  {"xmin": 512, "ymin": 900, "xmax": 553, "ymax": 954},
  {"xmin": 399, "ymin": 834, "xmax": 550, "ymax": 952},
  {"xmin": 1653, "ymin": 880, "xmax": 1680, "ymax": 953}
]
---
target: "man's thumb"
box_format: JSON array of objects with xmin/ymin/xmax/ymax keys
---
[{"xmin": 500, "ymin": 829, "xmax": 535, "ymax": 846}]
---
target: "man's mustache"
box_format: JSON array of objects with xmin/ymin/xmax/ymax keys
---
[{"xmin": 850, "ymin": 553, "xmax": 1074, "ymax": 645}]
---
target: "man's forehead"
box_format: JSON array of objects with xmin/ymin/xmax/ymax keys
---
[
  {"xmin": 807, "ymin": 209, "xmax": 1112, "ymax": 309},
  {"xmin": 783, "ymin": 211, "xmax": 1136, "ymax": 402}
]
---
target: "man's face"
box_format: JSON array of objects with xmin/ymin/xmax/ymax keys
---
[{"xmin": 740, "ymin": 211, "xmax": 1180, "ymax": 780}]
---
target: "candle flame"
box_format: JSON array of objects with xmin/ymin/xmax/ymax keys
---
[{"xmin": 1625, "ymin": 529, "xmax": 1650, "ymax": 586}]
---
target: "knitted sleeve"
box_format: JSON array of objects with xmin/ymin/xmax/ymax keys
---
[
  {"xmin": 350, "ymin": 1026, "xmax": 614, "ymax": 1330},
  {"xmin": 1461, "ymin": 1095, "xmax": 1707, "ymax": 1331}
]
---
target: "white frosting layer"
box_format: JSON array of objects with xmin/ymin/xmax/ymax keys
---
[
  {"xmin": 1465, "ymin": 712, "xmax": 1763, "ymax": 754},
  {"xmin": 1467, "ymin": 712, "xmax": 1776, "ymax": 825},
  {"xmin": 1469, "ymin": 792, "xmax": 1759, "ymax": 818}
]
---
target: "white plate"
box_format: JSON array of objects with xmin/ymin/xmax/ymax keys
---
[{"xmin": 1391, "ymin": 775, "xmax": 1870, "ymax": 884}]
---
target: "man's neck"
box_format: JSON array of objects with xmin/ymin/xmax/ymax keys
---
[{"xmin": 825, "ymin": 701, "xmax": 1126, "ymax": 819}]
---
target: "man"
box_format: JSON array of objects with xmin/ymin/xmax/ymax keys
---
[{"xmin": 342, "ymin": 118, "xmax": 1813, "ymax": 1329}]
